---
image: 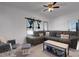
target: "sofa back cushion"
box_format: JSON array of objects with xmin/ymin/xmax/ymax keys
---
[
  {"xmin": 49, "ymin": 32, "xmax": 57, "ymax": 37},
  {"xmin": 46, "ymin": 32, "xmax": 50, "ymax": 36},
  {"xmin": 61, "ymin": 34, "xmax": 69, "ymax": 39}
]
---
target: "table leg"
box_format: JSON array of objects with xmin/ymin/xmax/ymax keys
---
[
  {"xmin": 43, "ymin": 43, "xmax": 45, "ymax": 51},
  {"xmin": 65, "ymin": 49, "xmax": 67, "ymax": 57},
  {"xmin": 68, "ymin": 45, "xmax": 69, "ymax": 55}
]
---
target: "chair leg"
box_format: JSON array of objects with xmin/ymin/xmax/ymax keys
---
[{"xmin": 22, "ymin": 49, "xmax": 29, "ymax": 55}]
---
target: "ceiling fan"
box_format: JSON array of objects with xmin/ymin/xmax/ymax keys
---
[{"xmin": 43, "ymin": 2, "xmax": 60, "ymax": 12}]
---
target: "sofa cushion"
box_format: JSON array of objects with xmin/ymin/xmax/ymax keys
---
[
  {"xmin": 39, "ymin": 33, "xmax": 43, "ymax": 37},
  {"xmin": 46, "ymin": 32, "xmax": 50, "ymax": 36},
  {"xmin": 50, "ymin": 32, "xmax": 57, "ymax": 37},
  {"xmin": 61, "ymin": 34, "xmax": 69, "ymax": 39},
  {"xmin": 0, "ymin": 43, "xmax": 10, "ymax": 53}
]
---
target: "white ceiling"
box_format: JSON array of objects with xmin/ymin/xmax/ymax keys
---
[{"xmin": 0, "ymin": 2, "xmax": 79, "ymax": 20}]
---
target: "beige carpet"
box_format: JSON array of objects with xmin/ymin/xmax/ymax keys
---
[
  {"xmin": 28, "ymin": 44, "xmax": 56, "ymax": 57},
  {"xmin": 27, "ymin": 44, "xmax": 79, "ymax": 57},
  {"xmin": 0, "ymin": 43, "xmax": 79, "ymax": 57}
]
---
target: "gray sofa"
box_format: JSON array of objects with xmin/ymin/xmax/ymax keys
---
[
  {"xmin": 26, "ymin": 36, "xmax": 44, "ymax": 45},
  {"xmin": 26, "ymin": 31, "xmax": 78, "ymax": 49},
  {"xmin": 0, "ymin": 43, "xmax": 11, "ymax": 53}
]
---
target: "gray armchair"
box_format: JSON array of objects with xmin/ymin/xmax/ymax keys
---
[{"xmin": 7, "ymin": 40, "xmax": 16, "ymax": 49}]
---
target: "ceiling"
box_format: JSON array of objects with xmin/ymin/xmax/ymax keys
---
[{"xmin": 0, "ymin": 2, "xmax": 79, "ymax": 20}]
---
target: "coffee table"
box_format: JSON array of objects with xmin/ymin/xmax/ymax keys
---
[{"xmin": 43, "ymin": 40, "xmax": 69, "ymax": 57}]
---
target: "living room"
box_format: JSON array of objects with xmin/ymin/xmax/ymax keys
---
[{"xmin": 0, "ymin": 1, "xmax": 79, "ymax": 57}]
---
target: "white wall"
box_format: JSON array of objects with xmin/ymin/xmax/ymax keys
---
[
  {"xmin": 0, "ymin": 5, "xmax": 47, "ymax": 44},
  {"xmin": 48, "ymin": 12, "xmax": 79, "ymax": 31}
]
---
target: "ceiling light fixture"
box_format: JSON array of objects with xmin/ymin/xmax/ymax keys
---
[
  {"xmin": 48, "ymin": 7, "xmax": 54, "ymax": 12},
  {"xmin": 43, "ymin": 2, "xmax": 60, "ymax": 12}
]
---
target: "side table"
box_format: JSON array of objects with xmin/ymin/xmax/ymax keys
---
[{"xmin": 21, "ymin": 43, "xmax": 31, "ymax": 55}]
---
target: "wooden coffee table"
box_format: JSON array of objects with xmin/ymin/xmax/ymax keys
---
[{"xmin": 43, "ymin": 40, "xmax": 69, "ymax": 57}]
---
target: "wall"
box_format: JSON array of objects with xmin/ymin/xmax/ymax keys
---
[
  {"xmin": 0, "ymin": 5, "xmax": 47, "ymax": 44},
  {"xmin": 48, "ymin": 12, "xmax": 79, "ymax": 31}
]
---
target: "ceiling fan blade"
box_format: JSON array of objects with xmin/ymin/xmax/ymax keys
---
[
  {"xmin": 43, "ymin": 5, "xmax": 48, "ymax": 7},
  {"xmin": 53, "ymin": 6, "xmax": 59, "ymax": 8},
  {"xmin": 53, "ymin": 2, "xmax": 57, "ymax": 5},
  {"xmin": 43, "ymin": 9, "xmax": 48, "ymax": 12}
]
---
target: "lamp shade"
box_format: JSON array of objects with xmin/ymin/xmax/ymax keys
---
[{"xmin": 26, "ymin": 29, "xmax": 33, "ymax": 35}]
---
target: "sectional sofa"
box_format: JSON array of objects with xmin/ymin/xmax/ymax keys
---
[{"xmin": 26, "ymin": 31, "xmax": 79, "ymax": 49}]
